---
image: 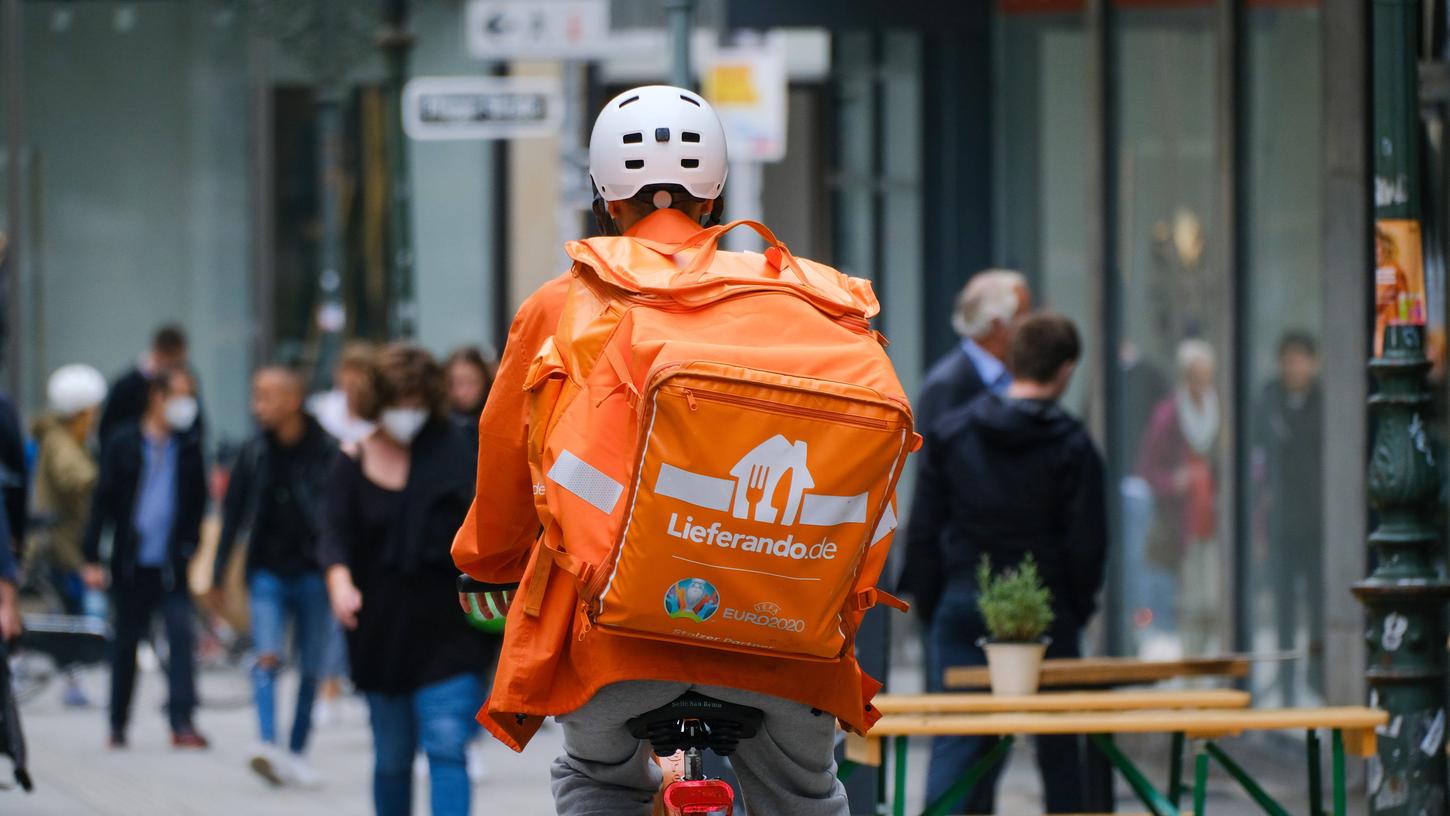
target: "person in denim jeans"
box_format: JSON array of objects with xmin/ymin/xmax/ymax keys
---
[
  {"xmin": 213, "ymin": 367, "xmax": 337, "ymax": 786},
  {"xmin": 320, "ymin": 344, "xmax": 488, "ymax": 816}
]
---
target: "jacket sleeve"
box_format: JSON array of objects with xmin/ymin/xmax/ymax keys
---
[
  {"xmin": 48, "ymin": 435, "xmax": 100, "ymax": 499},
  {"xmin": 898, "ymin": 430, "xmax": 951, "ymax": 626},
  {"xmin": 1064, "ymin": 438, "xmax": 1109, "ymax": 624},
  {"xmin": 452, "ymin": 277, "xmax": 569, "ymax": 585},
  {"xmin": 318, "ymin": 453, "xmax": 358, "ymax": 570},
  {"xmin": 177, "ymin": 443, "xmax": 208, "ymax": 562},
  {"xmin": 82, "ymin": 438, "xmax": 120, "ymax": 565},
  {"xmin": 214, "ymin": 442, "xmax": 252, "ymax": 585},
  {"xmin": 1136, "ymin": 402, "xmax": 1181, "ymax": 497}
]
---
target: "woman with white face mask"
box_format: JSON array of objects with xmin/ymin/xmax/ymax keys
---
[{"xmin": 318, "ymin": 343, "xmax": 488, "ymax": 816}]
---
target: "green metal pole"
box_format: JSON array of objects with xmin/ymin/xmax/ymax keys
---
[
  {"xmin": 313, "ymin": 86, "xmax": 346, "ymax": 389},
  {"xmin": 664, "ymin": 0, "xmax": 693, "ymax": 90},
  {"xmin": 892, "ymin": 736, "xmax": 907, "ymax": 816},
  {"xmin": 1169, "ymin": 731, "xmax": 1185, "ymax": 806},
  {"xmin": 379, "ymin": 1, "xmax": 416, "ymax": 340},
  {"xmin": 1308, "ymin": 729, "xmax": 1324, "ymax": 816},
  {"xmin": 1194, "ymin": 750, "xmax": 1210, "ymax": 816},
  {"xmin": 1353, "ymin": 2, "xmax": 1450, "ymax": 813}
]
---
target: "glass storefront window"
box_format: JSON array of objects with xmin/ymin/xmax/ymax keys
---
[
  {"xmin": 992, "ymin": 9, "xmax": 1093, "ymax": 416},
  {"xmin": 1242, "ymin": 3, "xmax": 1325, "ymax": 707},
  {"xmin": 1112, "ymin": 6, "xmax": 1224, "ymax": 660}
]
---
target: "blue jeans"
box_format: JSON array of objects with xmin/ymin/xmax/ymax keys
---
[
  {"xmin": 925, "ymin": 587, "xmax": 1085, "ymax": 813},
  {"xmin": 249, "ymin": 569, "xmax": 330, "ymax": 754},
  {"xmin": 366, "ymin": 673, "xmax": 483, "ymax": 816}
]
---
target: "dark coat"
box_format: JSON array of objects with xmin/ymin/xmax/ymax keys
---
[
  {"xmin": 81, "ymin": 423, "xmax": 207, "ymax": 586},
  {"xmin": 903, "ymin": 393, "xmax": 1108, "ymax": 627},
  {"xmin": 0, "ymin": 394, "xmax": 26, "ymax": 550},
  {"xmin": 215, "ymin": 416, "xmax": 337, "ymax": 584},
  {"xmin": 898, "ymin": 345, "xmax": 988, "ymax": 618}
]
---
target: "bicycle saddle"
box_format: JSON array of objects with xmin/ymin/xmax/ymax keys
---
[{"xmin": 626, "ymin": 692, "xmax": 764, "ymax": 758}]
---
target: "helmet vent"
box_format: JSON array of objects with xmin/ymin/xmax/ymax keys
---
[
  {"xmin": 622, "ymin": 132, "xmax": 643, "ymax": 144},
  {"xmin": 682, "ymin": 131, "xmax": 701, "ymax": 143},
  {"xmin": 619, "ymin": 95, "xmax": 641, "ymax": 107},
  {"xmin": 625, "ymin": 159, "xmax": 645, "ymax": 170},
  {"xmin": 679, "ymin": 94, "xmax": 701, "ymax": 107},
  {"xmin": 681, "ymin": 159, "xmax": 700, "ymax": 169}
]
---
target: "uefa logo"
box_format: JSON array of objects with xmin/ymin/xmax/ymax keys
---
[{"xmin": 663, "ymin": 578, "xmax": 721, "ymax": 623}]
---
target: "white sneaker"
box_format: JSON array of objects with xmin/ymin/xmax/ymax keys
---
[
  {"xmin": 467, "ymin": 741, "xmax": 490, "ymax": 784},
  {"xmin": 249, "ymin": 743, "xmax": 286, "ymax": 787},
  {"xmin": 313, "ymin": 698, "xmax": 335, "ymax": 727},
  {"xmin": 287, "ymin": 754, "xmax": 322, "ymax": 789},
  {"xmin": 413, "ymin": 752, "xmax": 428, "ymax": 780}
]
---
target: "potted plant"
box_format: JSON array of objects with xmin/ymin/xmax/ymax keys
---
[{"xmin": 976, "ymin": 555, "xmax": 1054, "ymax": 696}]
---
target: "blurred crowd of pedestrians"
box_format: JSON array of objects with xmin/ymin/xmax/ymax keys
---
[{"xmin": 0, "ymin": 323, "xmax": 503, "ymax": 815}]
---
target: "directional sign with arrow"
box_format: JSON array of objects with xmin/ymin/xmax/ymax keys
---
[{"xmin": 465, "ymin": 0, "xmax": 611, "ymax": 60}]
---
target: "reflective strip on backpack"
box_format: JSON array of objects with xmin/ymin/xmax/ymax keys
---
[
  {"xmin": 797, "ymin": 492, "xmax": 869, "ymax": 527},
  {"xmin": 654, "ymin": 463, "xmax": 734, "ymax": 512},
  {"xmin": 871, "ymin": 503, "xmax": 897, "ymax": 546},
  {"xmin": 548, "ymin": 450, "xmax": 625, "ymax": 514}
]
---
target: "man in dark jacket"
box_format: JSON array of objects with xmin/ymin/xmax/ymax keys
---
[
  {"xmin": 900, "ymin": 270, "xmax": 1030, "ymax": 624},
  {"xmin": 906, "ymin": 312, "xmax": 1107, "ymax": 814},
  {"xmin": 0, "ymin": 393, "xmax": 27, "ymax": 549},
  {"xmin": 212, "ymin": 366, "xmax": 336, "ymax": 786},
  {"xmin": 98, "ymin": 324, "xmax": 203, "ymax": 446},
  {"xmin": 82, "ymin": 367, "xmax": 208, "ymax": 749}
]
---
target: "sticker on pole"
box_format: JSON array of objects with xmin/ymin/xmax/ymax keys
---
[
  {"xmin": 403, "ymin": 76, "xmax": 564, "ymax": 142},
  {"xmin": 703, "ymin": 38, "xmax": 788, "ymax": 163}
]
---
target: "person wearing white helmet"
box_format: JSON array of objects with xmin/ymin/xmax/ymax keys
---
[
  {"xmin": 453, "ymin": 86, "xmax": 851, "ymax": 815},
  {"xmin": 31, "ymin": 364, "xmax": 108, "ymax": 704}
]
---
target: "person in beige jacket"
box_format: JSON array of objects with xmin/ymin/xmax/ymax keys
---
[{"xmin": 30, "ymin": 364, "xmax": 107, "ymax": 706}]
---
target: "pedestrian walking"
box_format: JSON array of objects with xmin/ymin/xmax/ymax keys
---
[
  {"xmin": 212, "ymin": 366, "xmax": 336, "ymax": 787},
  {"xmin": 81, "ymin": 366, "xmax": 209, "ymax": 749},
  {"xmin": 443, "ymin": 346, "xmax": 495, "ymax": 454},
  {"xmin": 98, "ymin": 325, "xmax": 203, "ymax": 446},
  {"xmin": 30, "ymin": 364, "xmax": 109, "ymax": 705},
  {"xmin": 900, "ymin": 270, "xmax": 1031, "ymax": 627},
  {"xmin": 906, "ymin": 312, "xmax": 1107, "ymax": 813},
  {"xmin": 0, "ymin": 389, "xmax": 28, "ymax": 552},
  {"xmin": 308, "ymin": 341, "xmax": 378, "ymax": 446},
  {"xmin": 1253, "ymin": 331, "xmax": 1324, "ymax": 702},
  {"xmin": 1138, "ymin": 338, "xmax": 1222, "ymax": 656},
  {"xmin": 320, "ymin": 344, "xmax": 488, "ymax": 816}
]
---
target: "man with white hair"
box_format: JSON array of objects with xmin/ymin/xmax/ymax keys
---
[{"xmin": 900, "ymin": 270, "xmax": 1031, "ymax": 626}]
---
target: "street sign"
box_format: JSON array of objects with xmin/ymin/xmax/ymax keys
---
[
  {"xmin": 402, "ymin": 77, "xmax": 564, "ymax": 142},
  {"xmin": 465, "ymin": 0, "xmax": 611, "ymax": 60},
  {"xmin": 703, "ymin": 39, "xmax": 789, "ymax": 163}
]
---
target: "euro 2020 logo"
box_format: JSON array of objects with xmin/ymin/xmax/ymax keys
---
[{"xmin": 664, "ymin": 578, "xmax": 721, "ymax": 623}]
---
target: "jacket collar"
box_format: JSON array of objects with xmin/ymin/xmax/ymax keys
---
[{"xmin": 624, "ymin": 207, "xmax": 707, "ymax": 244}]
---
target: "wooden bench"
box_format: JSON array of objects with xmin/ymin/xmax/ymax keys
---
[
  {"xmin": 845, "ymin": 705, "xmax": 1385, "ymax": 816},
  {"xmin": 944, "ymin": 656, "xmax": 1252, "ymax": 691}
]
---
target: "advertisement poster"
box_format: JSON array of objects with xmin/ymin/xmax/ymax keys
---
[{"xmin": 1375, "ymin": 218, "xmax": 1429, "ymax": 357}]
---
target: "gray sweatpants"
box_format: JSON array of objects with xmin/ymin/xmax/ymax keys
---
[{"xmin": 551, "ymin": 680, "xmax": 849, "ymax": 816}]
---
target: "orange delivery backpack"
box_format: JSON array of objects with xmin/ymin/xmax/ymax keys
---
[{"xmin": 519, "ymin": 219, "xmax": 919, "ymax": 661}]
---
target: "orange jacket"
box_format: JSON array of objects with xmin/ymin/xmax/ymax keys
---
[{"xmin": 453, "ymin": 208, "xmax": 885, "ymax": 751}]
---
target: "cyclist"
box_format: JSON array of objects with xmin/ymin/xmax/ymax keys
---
[{"xmin": 453, "ymin": 86, "xmax": 879, "ymax": 815}]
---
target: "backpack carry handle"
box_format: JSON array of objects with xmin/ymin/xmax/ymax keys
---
[{"xmin": 661, "ymin": 220, "xmax": 812, "ymax": 287}]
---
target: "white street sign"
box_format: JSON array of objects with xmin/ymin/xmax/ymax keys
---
[
  {"xmin": 466, "ymin": 0, "xmax": 611, "ymax": 60},
  {"xmin": 403, "ymin": 76, "xmax": 564, "ymax": 141},
  {"xmin": 703, "ymin": 39, "xmax": 789, "ymax": 164}
]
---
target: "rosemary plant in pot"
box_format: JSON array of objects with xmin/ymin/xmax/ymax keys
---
[{"xmin": 976, "ymin": 555, "xmax": 1054, "ymax": 696}]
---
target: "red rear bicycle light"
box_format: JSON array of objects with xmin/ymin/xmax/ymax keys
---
[{"xmin": 663, "ymin": 779, "xmax": 735, "ymax": 815}]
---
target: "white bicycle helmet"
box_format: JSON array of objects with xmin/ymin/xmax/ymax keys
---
[
  {"xmin": 47, "ymin": 364, "xmax": 107, "ymax": 418},
  {"xmin": 589, "ymin": 85, "xmax": 728, "ymax": 203}
]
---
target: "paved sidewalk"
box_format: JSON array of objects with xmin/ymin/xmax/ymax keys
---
[{"xmin": 3, "ymin": 667, "xmax": 563, "ymax": 815}]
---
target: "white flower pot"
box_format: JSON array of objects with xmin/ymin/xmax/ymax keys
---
[{"xmin": 983, "ymin": 641, "xmax": 1048, "ymax": 696}]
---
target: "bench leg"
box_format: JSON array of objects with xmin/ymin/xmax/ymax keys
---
[
  {"xmin": 1169, "ymin": 731, "xmax": 1185, "ymax": 806},
  {"xmin": 919, "ymin": 735, "xmax": 1015, "ymax": 816},
  {"xmin": 1306, "ymin": 729, "xmax": 1323, "ymax": 816},
  {"xmin": 894, "ymin": 736, "xmax": 908, "ymax": 816},
  {"xmin": 1089, "ymin": 733, "xmax": 1179, "ymax": 816},
  {"xmin": 1332, "ymin": 729, "xmax": 1346, "ymax": 816},
  {"xmin": 1194, "ymin": 750, "xmax": 1210, "ymax": 816},
  {"xmin": 1202, "ymin": 742, "xmax": 1293, "ymax": 816}
]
